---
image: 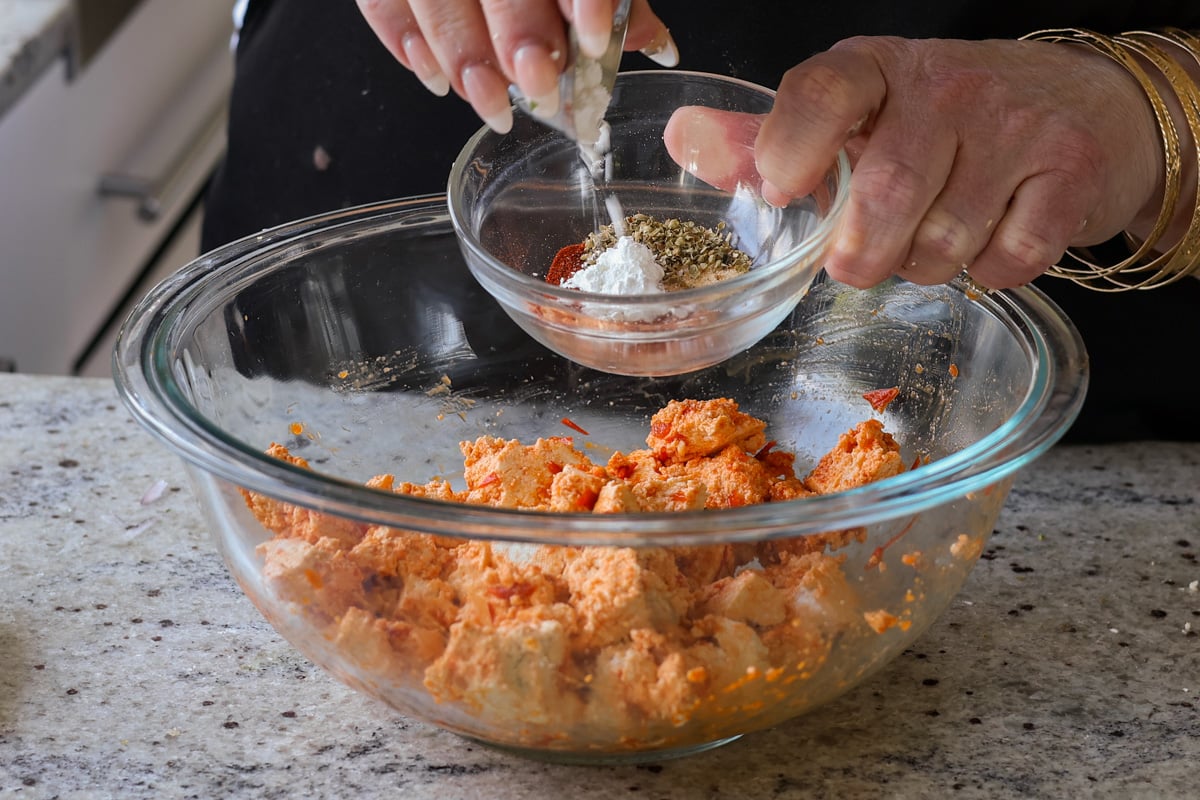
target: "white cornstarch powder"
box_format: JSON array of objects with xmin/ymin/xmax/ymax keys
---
[
  {"xmin": 572, "ymin": 58, "xmax": 610, "ymax": 149},
  {"xmin": 561, "ymin": 236, "xmax": 668, "ymax": 323},
  {"xmin": 562, "ymin": 236, "xmax": 665, "ymax": 295}
]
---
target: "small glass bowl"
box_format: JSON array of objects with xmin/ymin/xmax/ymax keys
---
[{"xmin": 448, "ymin": 70, "xmax": 851, "ymax": 377}]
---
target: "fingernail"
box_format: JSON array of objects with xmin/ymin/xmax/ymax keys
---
[
  {"xmin": 574, "ymin": 0, "xmax": 613, "ymax": 59},
  {"xmin": 418, "ymin": 72, "xmax": 451, "ymax": 97},
  {"xmin": 513, "ymin": 44, "xmax": 561, "ymax": 118},
  {"xmin": 462, "ymin": 64, "xmax": 513, "ymax": 134},
  {"xmin": 761, "ymin": 180, "xmax": 790, "ymax": 208},
  {"xmin": 528, "ymin": 89, "xmax": 561, "ymax": 119},
  {"xmin": 640, "ymin": 29, "xmax": 679, "ymax": 67},
  {"xmin": 403, "ymin": 33, "xmax": 450, "ymax": 97},
  {"xmin": 578, "ymin": 29, "xmax": 611, "ymax": 60}
]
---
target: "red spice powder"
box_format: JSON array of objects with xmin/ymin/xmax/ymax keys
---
[{"xmin": 544, "ymin": 243, "xmax": 586, "ymax": 285}]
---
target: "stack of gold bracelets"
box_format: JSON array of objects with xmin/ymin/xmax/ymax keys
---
[{"xmin": 1020, "ymin": 28, "xmax": 1200, "ymax": 291}]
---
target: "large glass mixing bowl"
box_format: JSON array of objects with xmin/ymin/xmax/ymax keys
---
[{"xmin": 114, "ymin": 196, "xmax": 1087, "ymax": 763}]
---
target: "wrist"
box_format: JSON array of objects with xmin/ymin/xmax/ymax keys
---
[
  {"xmin": 1120, "ymin": 32, "xmax": 1200, "ymax": 252},
  {"xmin": 1021, "ymin": 27, "xmax": 1200, "ymax": 289}
]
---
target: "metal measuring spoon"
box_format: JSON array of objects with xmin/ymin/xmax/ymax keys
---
[{"xmin": 509, "ymin": 0, "xmax": 632, "ymax": 146}]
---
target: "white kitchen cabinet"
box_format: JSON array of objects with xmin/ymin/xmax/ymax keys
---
[
  {"xmin": 0, "ymin": 0, "xmax": 233, "ymax": 376},
  {"xmin": 75, "ymin": 199, "xmax": 203, "ymax": 379}
]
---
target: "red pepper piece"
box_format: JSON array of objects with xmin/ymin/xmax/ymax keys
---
[
  {"xmin": 862, "ymin": 386, "xmax": 900, "ymax": 413},
  {"xmin": 560, "ymin": 417, "xmax": 589, "ymax": 436}
]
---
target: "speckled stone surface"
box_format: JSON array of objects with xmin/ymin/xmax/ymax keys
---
[
  {"xmin": 0, "ymin": 0, "xmax": 75, "ymax": 118},
  {"xmin": 1, "ymin": 373, "xmax": 1197, "ymax": 799}
]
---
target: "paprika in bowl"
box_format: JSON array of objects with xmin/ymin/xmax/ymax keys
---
[{"xmin": 448, "ymin": 70, "xmax": 851, "ymax": 377}]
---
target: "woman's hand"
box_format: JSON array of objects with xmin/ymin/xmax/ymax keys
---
[
  {"xmin": 356, "ymin": 0, "xmax": 675, "ymax": 133},
  {"xmin": 668, "ymin": 37, "xmax": 1168, "ymax": 289}
]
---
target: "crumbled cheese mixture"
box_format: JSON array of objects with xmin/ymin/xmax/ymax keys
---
[{"xmin": 245, "ymin": 401, "xmax": 909, "ymax": 752}]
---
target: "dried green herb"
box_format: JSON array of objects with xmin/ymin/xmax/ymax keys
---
[{"xmin": 583, "ymin": 214, "xmax": 752, "ymax": 291}]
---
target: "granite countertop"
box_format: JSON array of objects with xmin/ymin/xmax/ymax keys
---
[
  {"xmin": 1, "ymin": 372, "xmax": 1197, "ymax": 798},
  {"xmin": 0, "ymin": 0, "xmax": 76, "ymax": 118}
]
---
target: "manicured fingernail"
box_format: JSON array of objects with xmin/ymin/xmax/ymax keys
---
[
  {"xmin": 578, "ymin": 29, "xmax": 611, "ymax": 59},
  {"xmin": 462, "ymin": 64, "xmax": 513, "ymax": 134},
  {"xmin": 528, "ymin": 89, "xmax": 561, "ymax": 119},
  {"xmin": 574, "ymin": 0, "xmax": 612, "ymax": 59},
  {"xmin": 513, "ymin": 43, "xmax": 560, "ymax": 118},
  {"xmin": 640, "ymin": 29, "xmax": 679, "ymax": 67},
  {"xmin": 418, "ymin": 71, "xmax": 451, "ymax": 97},
  {"xmin": 403, "ymin": 33, "xmax": 449, "ymax": 96}
]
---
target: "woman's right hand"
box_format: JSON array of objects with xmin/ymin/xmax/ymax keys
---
[{"xmin": 356, "ymin": 0, "xmax": 676, "ymax": 133}]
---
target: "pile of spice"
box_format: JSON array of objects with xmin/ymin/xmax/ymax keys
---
[{"xmin": 545, "ymin": 213, "xmax": 752, "ymax": 292}]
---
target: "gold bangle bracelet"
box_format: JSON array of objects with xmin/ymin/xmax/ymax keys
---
[
  {"xmin": 1019, "ymin": 28, "xmax": 1194, "ymax": 290},
  {"xmin": 1111, "ymin": 32, "xmax": 1200, "ymax": 288}
]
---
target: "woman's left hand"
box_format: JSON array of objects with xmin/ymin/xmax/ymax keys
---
[{"xmin": 666, "ymin": 36, "xmax": 1168, "ymax": 289}]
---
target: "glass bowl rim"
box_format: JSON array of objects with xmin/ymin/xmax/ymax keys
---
[
  {"xmin": 446, "ymin": 68, "xmax": 854, "ymax": 306},
  {"xmin": 114, "ymin": 195, "xmax": 1089, "ymax": 547}
]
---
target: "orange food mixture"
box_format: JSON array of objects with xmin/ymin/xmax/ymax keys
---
[{"xmin": 243, "ymin": 398, "xmax": 907, "ymax": 748}]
